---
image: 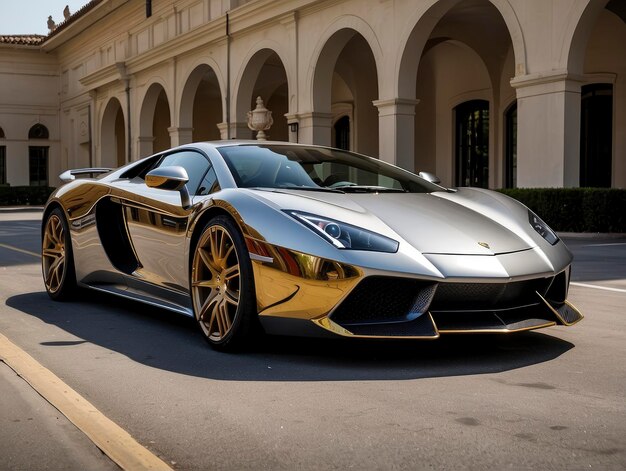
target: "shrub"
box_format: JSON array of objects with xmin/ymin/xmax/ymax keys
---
[
  {"xmin": 0, "ymin": 186, "xmax": 55, "ymax": 206},
  {"xmin": 497, "ymin": 188, "xmax": 626, "ymax": 233}
]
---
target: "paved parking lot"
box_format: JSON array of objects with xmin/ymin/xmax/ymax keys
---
[{"xmin": 1, "ymin": 209, "xmax": 625, "ymax": 470}]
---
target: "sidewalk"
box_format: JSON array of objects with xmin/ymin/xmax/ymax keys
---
[{"xmin": 0, "ymin": 361, "xmax": 119, "ymax": 471}]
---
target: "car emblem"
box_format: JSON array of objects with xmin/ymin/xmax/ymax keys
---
[{"xmin": 478, "ymin": 241, "xmax": 490, "ymax": 249}]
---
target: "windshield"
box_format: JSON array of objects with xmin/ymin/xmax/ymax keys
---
[{"xmin": 217, "ymin": 145, "xmax": 442, "ymax": 193}]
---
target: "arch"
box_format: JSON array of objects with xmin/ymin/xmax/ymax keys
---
[
  {"xmin": 563, "ymin": 0, "xmax": 611, "ymax": 74},
  {"xmin": 139, "ymin": 81, "xmax": 172, "ymax": 137},
  {"xmin": 29, "ymin": 123, "xmax": 49, "ymax": 139},
  {"xmin": 0, "ymin": 127, "xmax": 5, "ymax": 139},
  {"xmin": 101, "ymin": 97, "xmax": 126, "ymax": 168},
  {"xmin": 179, "ymin": 63, "xmax": 224, "ymax": 142},
  {"xmin": 414, "ymin": 39, "xmax": 493, "ymax": 186},
  {"xmin": 308, "ymin": 16, "xmax": 384, "ymax": 112},
  {"xmin": 233, "ymin": 44, "xmax": 292, "ymax": 128},
  {"xmin": 397, "ymin": 0, "xmax": 526, "ymax": 99},
  {"xmin": 139, "ymin": 82, "xmax": 172, "ymax": 155}
]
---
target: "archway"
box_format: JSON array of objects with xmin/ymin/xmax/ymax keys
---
[
  {"xmin": 235, "ymin": 49, "xmax": 289, "ymax": 142},
  {"xmin": 409, "ymin": 0, "xmax": 515, "ymax": 187},
  {"xmin": 139, "ymin": 83, "xmax": 171, "ymax": 157},
  {"xmin": 312, "ymin": 29, "xmax": 379, "ymax": 156},
  {"xmin": 180, "ymin": 64, "xmax": 223, "ymax": 142},
  {"xmin": 577, "ymin": 3, "xmax": 626, "ymax": 188},
  {"xmin": 101, "ymin": 97, "xmax": 126, "ymax": 168}
]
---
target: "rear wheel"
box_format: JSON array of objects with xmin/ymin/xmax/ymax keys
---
[
  {"xmin": 191, "ymin": 215, "xmax": 258, "ymax": 351},
  {"xmin": 42, "ymin": 208, "xmax": 76, "ymax": 300}
]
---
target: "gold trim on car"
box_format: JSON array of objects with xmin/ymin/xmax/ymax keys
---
[{"xmin": 246, "ymin": 237, "xmax": 362, "ymax": 320}]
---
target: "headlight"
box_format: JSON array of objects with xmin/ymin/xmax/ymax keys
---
[
  {"xmin": 285, "ymin": 211, "xmax": 399, "ymax": 253},
  {"xmin": 528, "ymin": 210, "xmax": 559, "ymax": 245}
]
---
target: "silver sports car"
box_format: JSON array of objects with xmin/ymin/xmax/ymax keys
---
[{"xmin": 41, "ymin": 141, "xmax": 582, "ymax": 350}]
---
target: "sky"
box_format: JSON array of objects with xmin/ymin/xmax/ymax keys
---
[{"xmin": 0, "ymin": 1, "xmax": 90, "ymax": 35}]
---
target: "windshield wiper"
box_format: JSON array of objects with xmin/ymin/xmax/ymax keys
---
[
  {"xmin": 332, "ymin": 185, "xmax": 406, "ymax": 193},
  {"xmin": 251, "ymin": 186, "xmax": 346, "ymax": 194}
]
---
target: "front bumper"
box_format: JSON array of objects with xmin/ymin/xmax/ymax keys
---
[{"xmin": 246, "ymin": 238, "xmax": 583, "ymax": 339}]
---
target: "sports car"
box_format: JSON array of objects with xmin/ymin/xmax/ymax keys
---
[{"xmin": 41, "ymin": 141, "xmax": 583, "ymax": 350}]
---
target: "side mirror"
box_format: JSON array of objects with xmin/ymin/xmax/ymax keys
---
[
  {"xmin": 418, "ymin": 171, "xmax": 441, "ymax": 184},
  {"xmin": 146, "ymin": 166, "xmax": 191, "ymax": 209}
]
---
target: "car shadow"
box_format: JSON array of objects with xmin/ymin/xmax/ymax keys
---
[{"xmin": 6, "ymin": 291, "xmax": 575, "ymax": 382}]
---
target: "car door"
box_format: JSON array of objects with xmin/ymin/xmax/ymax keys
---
[{"xmin": 121, "ymin": 149, "xmax": 217, "ymax": 305}]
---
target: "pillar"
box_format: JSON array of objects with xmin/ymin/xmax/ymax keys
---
[
  {"xmin": 512, "ymin": 73, "xmax": 583, "ymax": 188},
  {"xmin": 373, "ymin": 98, "xmax": 419, "ymax": 170}
]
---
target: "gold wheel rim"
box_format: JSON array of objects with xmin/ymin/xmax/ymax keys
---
[
  {"xmin": 192, "ymin": 225, "xmax": 241, "ymax": 342},
  {"xmin": 42, "ymin": 214, "xmax": 66, "ymax": 294}
]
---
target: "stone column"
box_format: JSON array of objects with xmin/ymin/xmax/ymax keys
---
[
  {"xmin": 217, "ymin": 122, "xmax": 253, "ymax": 140},
  {"xmin": 297, "ymin": 112, "xmax": 333, "ymax": 146},
  {"xmin": 511, "ymin": 73, "xmax": 583, "ymax": 188},
  {"xmin": 137, "ymin": 136, "xmax": 154, "ymax": 158},
  {"xmin": 168, "ymin": 127, "xmax": 193, "ymax": 146},
  {"xmin": 373, "ymin": 98, "xmax": 419, "ymax": 170}
]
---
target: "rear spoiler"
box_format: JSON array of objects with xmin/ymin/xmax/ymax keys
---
[{"xmin": 59, "ymin": 168, "xmax": 113, "ymax": 183}]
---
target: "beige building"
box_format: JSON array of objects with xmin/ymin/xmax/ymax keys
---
[{"xmin": 0, "ymin": 0, "xmax": 624, "ymax": 189}]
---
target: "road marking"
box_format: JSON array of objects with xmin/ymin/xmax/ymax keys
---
[
  {"xmin": 571, "ymin": 282, "xmax": 626, "ymax": 294},
  {"xmin": 0, "ymin": 242, "xmax": 39, "ymax": 258},
  {"xmin": 0, "ymin": 333, "xmax": 174, "ymax": 471}
]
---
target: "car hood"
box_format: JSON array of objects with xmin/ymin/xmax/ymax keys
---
[{"xmin": 251, "ymin": 189, "xmax": 534, "ymax": 255}]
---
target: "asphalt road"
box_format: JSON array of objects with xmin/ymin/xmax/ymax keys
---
[{"xmin": 1, "ymin": 209, "xmax": 625, "ymax": 470}]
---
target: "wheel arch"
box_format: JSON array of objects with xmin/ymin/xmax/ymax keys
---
[
  {"xmin": 41, "ymin": 201, "xmax": 65, "ymax": 238},
  {"xmin": 188, "ymin": 205, "xmax": 242, "ymax": 270}
]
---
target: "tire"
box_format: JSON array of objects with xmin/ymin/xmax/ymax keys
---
[
  {"xmin": 191, "ymin": 215, "xmax": 259, "ymax": 351},
  {"xmin": 42, "ymin": 207, "xmax": 76, "ymax": 301}
]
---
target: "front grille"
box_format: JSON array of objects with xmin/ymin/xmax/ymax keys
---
[
  {"xmin": 330, "ymin": 276, "xmax": 435, "ymax": 325},
  {"xmin": 429, "ymin": 277, "xmax": 553, "ymax": 311}
]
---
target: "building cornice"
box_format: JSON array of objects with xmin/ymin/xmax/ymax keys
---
[
  {"xmin": 42, "ymin": 0, "xmax": 129, "ymax": 52},
  {"xmin": 79, "ymin": 62, "xmax": 128, "ymax": 90},
  {"xmin": 510, "ymin": 70, "xmax": 586, "ymax": 89}
]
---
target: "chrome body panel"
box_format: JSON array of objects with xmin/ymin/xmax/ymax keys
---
[{"xmin": 42, "ymin": 141, "xmax": 583, "ymax": 340}]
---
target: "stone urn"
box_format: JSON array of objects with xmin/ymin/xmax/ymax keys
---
[{"xmin": 247, "ymin": 96, "xmax": 273, "ymax": 141}]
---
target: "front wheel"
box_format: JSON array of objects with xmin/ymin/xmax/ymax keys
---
[
  {"xmin": 42, "ymin": 208, "xmax": 76, "ymax": 300},
  {"xmin": 191, "ymin": 215, "xmax": 258, "ymax": 351}
]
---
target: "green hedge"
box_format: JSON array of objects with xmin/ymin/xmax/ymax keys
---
[
  {"xmin": 0, "ymin": 186, "xmax": 56, "ymax": 206},
  {"xmin": 497, "ymin": 188, "xmax": 626, "ymax": 233}
]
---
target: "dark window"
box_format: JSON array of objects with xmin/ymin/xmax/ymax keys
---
[
  {"xmin": 156, "ymin": 150, "xmax": 211, "ymax": 195},
  {"xmin": 455, "ymin": 100, "xmax": 489, "ymax": 188},
  {"xmin": 0, "ymin": 127, "xmax": 5, "ymax": 138},
  {"xmin": 334, "ymin": 116, "xmax": 350, "ymax": 151},
  {"xmin": 28, "ymin": 124, "xmax": 49, "ymax": 140},
  {"xmin": 29, "ymin": 146, "xmax": 48, "ymax": 186},
  {"xmin": 580, "ymin": 84, "xmax": 612, "ymax": 187},
  {"xmin": 197, "ymin": 166, "xmax": 219, "ymax": 195},
  {"xmin": 505, "ymin": 102, "xmax": 517, "ymax": 188},
  {"xmin": 0, "ymin": 146, "xmax": 6, "ymax": 185}
]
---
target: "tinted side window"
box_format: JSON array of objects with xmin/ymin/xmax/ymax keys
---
[
  {"xmin": 197, "ymin": 166, "xmax": 219, "ymax": 196},
  {"xmin": 157, "ymin": 151, "xmax": 210, "ymax": 195}
]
